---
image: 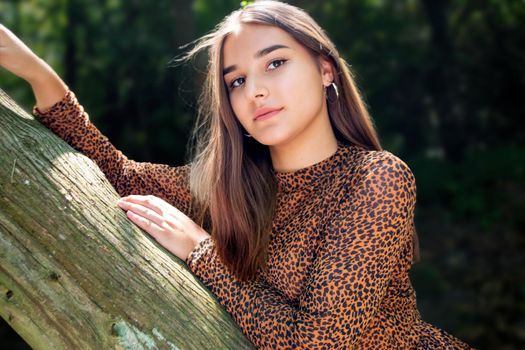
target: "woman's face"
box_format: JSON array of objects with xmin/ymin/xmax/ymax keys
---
[{"xmin": 222, "ymin": 23, "xmax": 333, "ymax": 148}]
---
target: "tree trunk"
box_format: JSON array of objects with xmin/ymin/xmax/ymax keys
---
[{"xmin": 0, "ymin": 88, "xmax": 255, "ymax": 350}]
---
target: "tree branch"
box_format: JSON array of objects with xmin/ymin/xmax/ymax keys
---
[{"xmin": 0, "ymin": 88, "xmax": 254, "ymax": 350}]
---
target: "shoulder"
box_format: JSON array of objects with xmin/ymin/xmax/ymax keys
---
[
  {"xmin": 346, "ymin": 146, "xmax": 416, "ymax": 196},
  {"xmin": 329, "ymin": 146, "xmax": 417, "ymax": 240}
]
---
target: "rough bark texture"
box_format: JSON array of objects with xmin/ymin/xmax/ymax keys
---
[{"xmin": 0, "ymin": 88, "xmax": 255, "ymax": 350}]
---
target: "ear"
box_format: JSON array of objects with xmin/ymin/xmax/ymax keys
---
[{"xmin": 318, "ymin": 56, "xmax": 334, "ymax": 87}]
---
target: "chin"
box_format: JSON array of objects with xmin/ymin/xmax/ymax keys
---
[{"xmin": 252, "ymin": 132, "xmax": 294, "ymax": 148}]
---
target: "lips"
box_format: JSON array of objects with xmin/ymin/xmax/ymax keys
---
[{"xmin": 254, "ymin": 107, "xmax": 284, "ymax": 121}]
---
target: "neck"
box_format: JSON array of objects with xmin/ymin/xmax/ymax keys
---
[{"xmin": 270, "ymin": 125, "xmax": 338, "ymax": 173}]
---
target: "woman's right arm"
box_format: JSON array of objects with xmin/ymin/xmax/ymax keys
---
[{"xmin": 0, "ymin": 24, "xmax": 194, "ymax": 217}]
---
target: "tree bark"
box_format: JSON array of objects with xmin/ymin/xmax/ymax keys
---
[{"xmin": 0, "ymin": 88, "xmax": 255, "ymax": 350}]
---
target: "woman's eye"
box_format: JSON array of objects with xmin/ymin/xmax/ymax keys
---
[
  {"xmin": 267, "ymin": 59, "xmax": 286, "ymax": 70},
  {"xmin": 229, "ymin": 77, "xmax": 245, "ymax": 89},
  {"xmin": 227, "ymin": 60, "xmax": 286, "ymax": 90}
]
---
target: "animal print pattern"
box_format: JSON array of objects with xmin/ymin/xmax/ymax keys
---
[{"xmin": 34, "ymin": 90, "xmax": 472, "ymax": 349}]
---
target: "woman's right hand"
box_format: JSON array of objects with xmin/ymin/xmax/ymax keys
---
[
  {"xmin": 0, "ymin": 23, "xmax": 68, "ymax": 110},
  {"xmin": 0, "ymin": 23, "xmax": 46, "ymax": 83}
]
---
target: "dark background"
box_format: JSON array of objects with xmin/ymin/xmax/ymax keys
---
[{"xmin": 1, "ymin": 0, "xmax": 524, "ymax": 349}]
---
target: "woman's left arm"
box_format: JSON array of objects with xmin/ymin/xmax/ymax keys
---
[{"xmin": 185, "ymin": 151, "xmax": 417, "ymax": 349}]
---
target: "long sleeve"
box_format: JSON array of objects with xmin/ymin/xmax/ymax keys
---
[
  {"xmin": 33, "ymin": 90, "xmax": 193, "ymax": 217},
  {"xmin": 186, "ymin": 151, "xmax": 417, "ymax": 349}
]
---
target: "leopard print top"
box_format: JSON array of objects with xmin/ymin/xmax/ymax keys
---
[{"xmin": 33, "ymin": 90, "xmax": 471, "ymax": 349}]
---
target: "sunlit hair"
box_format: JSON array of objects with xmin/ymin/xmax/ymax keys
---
[{"xmin": 175, "ymin": 0, "xmax": 418, "ymax": 282}]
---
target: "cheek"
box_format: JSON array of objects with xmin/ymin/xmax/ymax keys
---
[
  {"xmin": 229, "ymin": 93, "xmax": 242, "ymax": 117},
  {"xmin": 229, "ymin": 93, "xmax": 250, "ymax": 128},
  {"xmin": 283, "ymin": 68, "xmax": 324, "ymax": 113},
  {"xmin": 277, "ymin": 64, "xmax": 323, "ymax": 106},
  {"xmin": 228, "ymin": 94, "xmax": 238, "ymax": 115}
]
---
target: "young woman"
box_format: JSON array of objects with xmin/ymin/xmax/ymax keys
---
[{"xmin": 0, "ymin": 1, "xmax": 471, "ymax": 348}]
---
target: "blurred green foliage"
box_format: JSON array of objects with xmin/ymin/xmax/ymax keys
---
[{"xmin": 0, "ymin": 0, "xmax": 524, "ymax": 349}]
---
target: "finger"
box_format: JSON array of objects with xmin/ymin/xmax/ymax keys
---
[
  {"xmin": 126, "ymin": 211, "xmax": 165, "ymax": 240},
  {"xmin": 122, "ymin": 195, "xmax": 187, "ymax": 222},
  {"xmin": 119, "ymin": 195, "xmax": 194, "ymax": 232},
  {"xmin": 120, "ymin": 195, "xmax": 168, "ymax": 215},
  {"xmin": 118, "ymin": 200, "xmax": 166, "ymax": 228}
]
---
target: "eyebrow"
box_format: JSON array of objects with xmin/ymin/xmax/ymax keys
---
[{"xmin": 223, "ymin": 44, "xmax": 290, "ymax": 76}]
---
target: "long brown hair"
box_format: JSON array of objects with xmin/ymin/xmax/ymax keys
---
[{"xmin": 176, "ymin": 1, "xmax": 417, "ymax": 282}]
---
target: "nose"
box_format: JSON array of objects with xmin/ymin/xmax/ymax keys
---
[{"xmin": 245, "ymin": 76, "xmax": 268, "ymax": 101}]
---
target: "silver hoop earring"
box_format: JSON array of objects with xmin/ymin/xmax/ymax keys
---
[
  {"xmin": 330, "ymin": 82, "xmax": 339, "ymax": 98},
  {"xmin": 325, "ymin": 81, "xmax": 339, "ymax": 103},
  {"xmin": 244, "ymin": 133, "xmax": 252, "ymax": 138}
]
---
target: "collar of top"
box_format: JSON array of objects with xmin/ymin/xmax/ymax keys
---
[{"xmin": 273, "ymin": 140, "xmax": 351, "ymax": 194}]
